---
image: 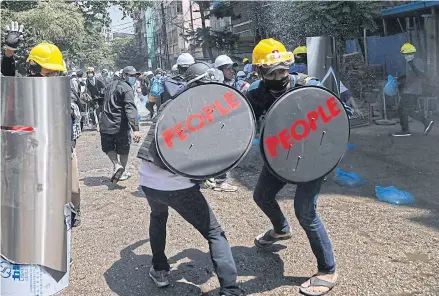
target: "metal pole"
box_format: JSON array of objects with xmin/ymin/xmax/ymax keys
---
[
  {"xmin": 189, "ymin": 0, "xmax": 195, "ymax": 55},
  {"xmin": 364, "ymin": 29, "xmax": 368, "ymax": 66},
  {"xmin": 160, "ymin": 1, "xmax": 169, "ymax": 69},
  {"xmin": 405, "ymin": 17, "xmax": 411, "ymax": 43},
  {"xmin": 382, "ymin": 18, "xmax": 388, "ymax": 36}
]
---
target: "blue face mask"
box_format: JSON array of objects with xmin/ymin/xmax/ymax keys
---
[{"xmin": 127, "ymin": 77, "xmax": 137, "ymax": 86}]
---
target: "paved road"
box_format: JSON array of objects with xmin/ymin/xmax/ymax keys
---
[{"xmin": 62, "ymin": 118, "xmax": 439, "ymax": 296}]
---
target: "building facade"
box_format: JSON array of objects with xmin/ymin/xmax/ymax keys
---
[{"xmin": 149, "ymin": 0, "xmax": 210, "ymax": 70}]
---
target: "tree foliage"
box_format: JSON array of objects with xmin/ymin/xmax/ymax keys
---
[
  {"xmin": 183, "ymin": 1, "xmax": 239, "ymax": 58},
  {"xmin": 1, "ymin": 0, "xmax": 151, "ymax": 73},
  {"xmin": 111, "ymin": 36, "xmax": 147, "ymax": 70},
  {"xmin": 250, "ymin": 1, "xmax": 382, "ymax": 50}
]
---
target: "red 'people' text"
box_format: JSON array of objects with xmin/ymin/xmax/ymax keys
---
[
  {"xmin": 161, "ymin": 90, "xmax": 241, "ymax": 148},
  {"xmin": 264, "ymin": 96, "xmax": 342, "ymax": 158}
]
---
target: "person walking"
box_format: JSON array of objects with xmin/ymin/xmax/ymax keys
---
[{"xmin": 99, "ymin": 66, "xmax": 141, "ymax": 183}]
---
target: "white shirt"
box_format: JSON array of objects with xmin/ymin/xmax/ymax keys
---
[
  {"xmin": 139, "ymin": 161, "xmax": 194, "ymax": 191},
  {"xmin": 340, "ymin": 81, "xmax": 348, "ymax": 93}
]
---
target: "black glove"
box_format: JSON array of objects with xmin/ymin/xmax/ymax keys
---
[{"xmin": 4, "ymin": 21, "xmax": 24, "ymax": 50}]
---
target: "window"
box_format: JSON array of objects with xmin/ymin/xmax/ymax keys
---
[{"xmin": 177, "ymin": 1, "xmax": 183, "ymax": 13}]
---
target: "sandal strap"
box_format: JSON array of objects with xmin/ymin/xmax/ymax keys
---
[{"xmin": 309, "ymin": 276, "xmax": 337, "ymax": 288}]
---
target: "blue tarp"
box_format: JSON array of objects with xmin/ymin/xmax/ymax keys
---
[{"xmin": 345, "ymin": 31, "xmax": 426, "ymax": 77}]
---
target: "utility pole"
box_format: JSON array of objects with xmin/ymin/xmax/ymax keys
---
[
  {"xmin": 160, "ymin": 1, "xmax": 170, "ymax": 69},
  {"xmin": 189, "ymin": 0, "xmax": 195, "ymax": 54}
]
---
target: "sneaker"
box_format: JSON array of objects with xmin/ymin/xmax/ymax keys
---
[
  {"xmin": 71, "ymin": 210, "xmax": 81, "ymax": 228},
  {"xmin": 202, "ymin": 178, "xmax": 216, "ymax": 189},
  {"xmin": 424, "ymin": 121, "xmax": 434, "ymax": 135},
  {"xmin": 214, "ymin": 182, "xmax": 238, "ymax": 192},
  {"xmin": 111, "ymin": 165, "xmax": 125, "ymax": 184},
  {"xmin": 149, "ymin": 266, "xmax": 170, "ymax": 288},
  {"xmin": 119, "ymin": 171, "xmax": 132, "ymax": 181},
  {"xmin": 392, "ymin": 130, "xmax": 411, "ymax": 137}
]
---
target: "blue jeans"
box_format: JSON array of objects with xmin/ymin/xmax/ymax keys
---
[
  {"xmin": 142, "ymin": 185, "xmax": 241, "ymax": 296},
  {"xmin": 253, "ymin": 166, "xmax": 336, "ymax": 274}
]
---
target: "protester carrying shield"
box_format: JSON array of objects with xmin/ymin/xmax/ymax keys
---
[
  {"xmin": 1, "ymin": 22, "xmax": 83, "ymax": 227},
  {"xmin": 392, "ymin": 43, "xmax": 434, "ymax": 137},
  {"xmin": 136, "ymin": 61, "xmax": 244, "ymax": 296},
  {"xmin": 246, "ymin": 38, "xmax": 338, "ymax": 296},
  {"xmin": 99, "ymin": 66, "xmax": 141, "ymax": 184},
  {"xmin": 161, "ymin": 52, "xmax": 196, "ymax": 107}
]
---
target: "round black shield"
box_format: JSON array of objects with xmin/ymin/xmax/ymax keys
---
[
  {"xmin": 155, "ymin": 83, "xmax": 256, "ymax": 179},
  {"xmin": 260, "ymin": 86, "xmax": 350, "ymax": 183}
]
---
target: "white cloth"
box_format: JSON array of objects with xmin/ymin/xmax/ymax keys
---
[
  {"xmin": 340, "ymin": 81, "xmax": 348, "ymax": 93},
  {"xmin": 139, "ymin": 161, "xmax": 194, "ymax": 191}
]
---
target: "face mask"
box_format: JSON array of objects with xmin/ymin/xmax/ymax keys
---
[
  {"xmin": 87, "ymin": 73, "xmax": 94, "ymax": 78},
  {"xmin": 404, "ymin": 54, "xmax": 415, "ymax": 62},
  {"xmin": 264, "ymin": 75, "xmax": 290, "ymax": 91},
  {"xmin": 127, "ymin": 77, "xmax": 137, "ymax": 86}
]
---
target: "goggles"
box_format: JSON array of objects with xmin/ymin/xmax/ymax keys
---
[{"xmin": 256, "ymin": 51, "xmax": 295, "ymax": 68}]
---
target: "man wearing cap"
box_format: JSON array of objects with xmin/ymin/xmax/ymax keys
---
[{"xmin": 99, "ymin": 66, "xmax": 141, "ymax": 184}]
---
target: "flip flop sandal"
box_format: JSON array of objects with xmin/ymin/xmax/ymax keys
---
[
  {"xmin": 299, "ymin": 276, "xmax": 337, "ymax": 296},
  {"xmin": 254, "ymin": 230, "xmax": 292, "ymax": 248},
  {"xmin": 111, "ymin": 166, "xmax": 125, "ymax": 184}
]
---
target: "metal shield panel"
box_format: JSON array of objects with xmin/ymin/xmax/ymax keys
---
[
  {"xmin": 307, "ymin": 36, "xmax": 340, "ymax": 96},
  {"xmin": 1, "ymin": 76, "xmax": 71, "ymax": 272},
  {"xmin": 155, "ymin": 83, "xmax": 255, "ymax": 179},
  {"xmin": 261, "ymin": 86, "xmax": 350, "ymax": 183}
]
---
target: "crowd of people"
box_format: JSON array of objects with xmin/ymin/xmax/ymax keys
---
[{"xmin": 1, "ymin": 20, "xmax": 434, "ymax": 296}]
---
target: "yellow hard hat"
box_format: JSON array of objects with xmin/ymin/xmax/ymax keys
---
[
  {"xmin": 252, "ymin": 38, "xmax": 294, "ymax": 66},
  {"xmin": 243, "ymin": 58, "xmax": 249, "ymax": 63},
  {"xmin": 26, "ymin": 42, "xmax": 66, "ymax": 72},
  {"xmin": 293, "ymin": 46, "xmax": 307, "ymax": 55},
  {"xmin": 86, "ymin": 67, "xmax": 95, "ymax": 73},
  {"xmin": 400, "ymin": 43, "xmax": 416, "ymax": 54}
]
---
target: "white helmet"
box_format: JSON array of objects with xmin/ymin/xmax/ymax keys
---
[
  {"xmin": 71, "ymin": 71, "xmax": 77, "ymax": 77},
  {"xmin": 177, "ymin": 53, "xmax": 195, "ymax": 67},
  {"xmin": 145, "ymin": 71, "xmax": 154, "ymax": 77},
  {"xmin": 236, "ymin": 71, "xmax": 246, "ymax": 78},
  {"xmin": 172, "ymin": 64, "xmax": 178, "ymax": 72},
  {"xmin": 215, "ymin": 55, "xmax": 236, "ymax": 69}
]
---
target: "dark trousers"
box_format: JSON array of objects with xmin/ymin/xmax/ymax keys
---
[
  {"xmin": 253, "ymin": 165, "xmax": 336, "ymax": 274},
  {"xmin": 398, "ymin": 93, "xmax": 429, "ymax": 132},
  {"xmin": 145, "ymin": 96, "xmax": 162, "ymax": 116},
  {"xmin": 142, "ymin": 185, "xmax": 241, "ymax": 296}
]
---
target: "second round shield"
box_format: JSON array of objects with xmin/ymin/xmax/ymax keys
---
[
  {"xmin": 260, "ymin": 86, "xmax": 350, "ymax": 183},
  {"xmin": 155, "ymin": 83, "xmax": 256, "ymax": 179}
]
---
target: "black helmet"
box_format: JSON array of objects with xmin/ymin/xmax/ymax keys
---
[{"xmin": 185, "ymin": 62, "xmax": 212, "ymax": 81}]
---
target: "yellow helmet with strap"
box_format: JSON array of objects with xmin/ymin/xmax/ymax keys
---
[
  {"xmin": 293, "ymin": 46, "xmax": 307, "ymax": 55},
  {"xmin": 400, "ymin": 43, "xmax": 416, "ymax": 54},
  {"xmin": 86, "ymin": 67, "xmax": 95, "ymax": 73},
  {"xmin": 26, "ymin": 42, "xmax": 66, "ymax": 72},
  {"xmin": 252, "ymin": 38, "xmax": 294, "ymax": 66},
  {"xmin": 243, "ymin": 57, "xmax": 249, "ymax": 63}
]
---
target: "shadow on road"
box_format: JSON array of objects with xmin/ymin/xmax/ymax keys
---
[
  {"xmin": 232, "ymin": 125, "xmax": 439, "ymax": 231},
  {"xmin": 81, "ymin": 176, "xmax": 126, "ymax": 190},
  {"xmin": 104, "ymin": 240, "xmax": 308, "ymax": 296}
]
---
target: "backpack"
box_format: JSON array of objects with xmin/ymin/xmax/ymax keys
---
[{"xmin": 150, "ymin": 77, "xmax": 165, "ymax": 98}]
